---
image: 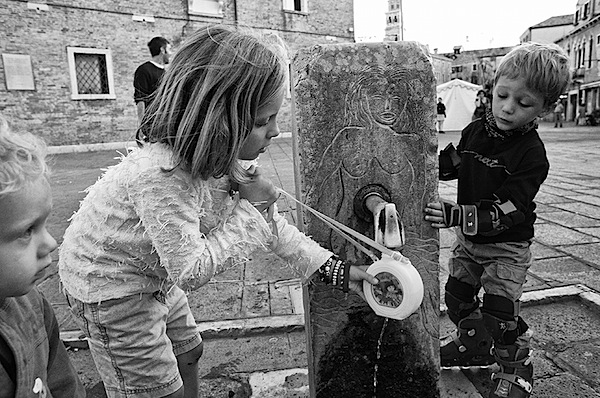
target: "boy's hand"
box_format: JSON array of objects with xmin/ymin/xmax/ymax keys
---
[
  {"xmin": 424, "ymin": 201, "xmax": 448, "ymax": 228},
  {"xmin": 347, "ymin": 265, "xmax": 379, "ymax": 301},
  {"xmin": 425, "ymin": 200, "xmax": 480, "ymax": 235},
  {"xmin": 238, "ymin": 166, "xmax": 280, "ymax": 213}
]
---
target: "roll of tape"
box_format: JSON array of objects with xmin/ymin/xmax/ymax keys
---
[{"xmin": 363, "ymin": 252, "xmax": 424, "ymax": 320}]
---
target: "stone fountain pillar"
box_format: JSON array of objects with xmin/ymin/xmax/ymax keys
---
[{"xmin": 291, "ymin": 41, "xmax": 440, "ymax": 397}]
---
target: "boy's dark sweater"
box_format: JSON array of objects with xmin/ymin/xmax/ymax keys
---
[{"xmin": 456, "ymin": 118, "xmax": 549, "ymax": 244}]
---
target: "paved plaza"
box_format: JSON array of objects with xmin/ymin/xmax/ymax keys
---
[{"xmin": 40, "ymin": 121, "xmax": 600, "ymax": 397}]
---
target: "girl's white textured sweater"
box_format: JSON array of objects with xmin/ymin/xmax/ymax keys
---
[{"xmin": 58, "ymin": 143, "xmax": 331, "ymax": 303}]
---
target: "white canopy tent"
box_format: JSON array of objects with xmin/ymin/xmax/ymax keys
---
[{"xmin": 436, "ymin": 79, "xmax": 482, "ymax": 132}]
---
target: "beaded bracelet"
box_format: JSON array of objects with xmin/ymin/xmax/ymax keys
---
[
  {"xmin": 330, "ymin": 258, "xmax": 344, "ymax": 286},
  {"xmin": 318, "ymin": 256, "xmax": 335, "ymax": 284},
  {"xmin": 318, "ymin": 256, "xmax": 350, "ymax": 292}
]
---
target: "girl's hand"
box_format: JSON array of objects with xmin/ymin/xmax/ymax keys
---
[
  {"xmin": 347, "ymin": 265, "xmax": 379, "ymax": 301},
  {"xmin": 424, "ymin": 201, "xmax": 447, "ymax": 228},
  {"xmin": 238, "ymin": 166, "xmax": 279, "ymax": 213}
]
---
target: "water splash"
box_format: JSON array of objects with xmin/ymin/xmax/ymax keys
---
[{"xmin": 373, "ymin": 317, "xmax": 389, "ymax": 397}]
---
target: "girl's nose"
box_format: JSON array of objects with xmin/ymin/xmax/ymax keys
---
[{"xmin": 268, "ymin": 121, "xmax": 280, "ymax": 139}]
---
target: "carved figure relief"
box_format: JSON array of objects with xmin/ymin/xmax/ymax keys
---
[
  {"xmin": 306, "ymin": 64, "xmax": 425, "ymax": 250},
  {"xmin": 304, "ymin": 63, "xmax": 438, "ymax": 336}
]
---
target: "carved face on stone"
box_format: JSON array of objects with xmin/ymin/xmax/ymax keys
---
[
  {"xmin": 344, "ymin": 65, "xmax": 420, "ymax": 133},
  {"xmin": 363, "ymin": 79, "xmax": 408, "ymax": 127}
]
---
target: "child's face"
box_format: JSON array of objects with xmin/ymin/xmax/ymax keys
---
[
  {"xmin": 239, "ymin": 89, "xmax": 284, "ymax": 160},
  {"xmin": 0, "ymin": 176, "xmax": 57, "ymax": 299},
  {"xmin": 492, "ymin": 76, "xmax": 546, "ymax": 131}
]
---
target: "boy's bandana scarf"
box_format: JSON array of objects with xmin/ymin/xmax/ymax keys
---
[{"xmin": 484, "ymin": 108, "xmax": 537, "ymax": 139}]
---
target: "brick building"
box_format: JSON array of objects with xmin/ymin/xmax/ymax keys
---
[
  {"xmin": 0, "ymin": 0, "xmax": 355, "ymax": 145},
  {"xmin": 437, "ymin": 46, "xmax": 513, "ymax": 91},
  {"xmin": 556, "ymin": 0, "xmax": 600, "ymax": 121},
  {"xmin": 519, "ymin": 14, "xmax": 574, "ymax": 44},
  {"xmin": 429, "ymin": 52, "xmax": 451, "ymax": 85}
]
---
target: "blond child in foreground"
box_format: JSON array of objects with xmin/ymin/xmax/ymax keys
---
[{"xmin": 0, "ymin": 120, "xmax": 85, "ymax": 397}]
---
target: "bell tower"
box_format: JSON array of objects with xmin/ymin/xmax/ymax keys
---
[{"xmin": 384, "ymin": 0, "xmax": 403, "ymax": 42}]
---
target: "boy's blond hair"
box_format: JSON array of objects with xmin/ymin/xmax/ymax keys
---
[
  {"xmin": 0, "ymin": 118, "xmax": 48, "ymax": 197},
  {"xmin": 494, "ymin": 42, "xmax": 570, "ymax": 108}
]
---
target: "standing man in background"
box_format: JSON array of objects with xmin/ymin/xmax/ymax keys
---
[
  {"xmin": 437, "ymin": 97, "xmax": 447, "ymax": 134},
  {"xmin": 134, "ymin": 36, "xmax": 171, "ymax": 124},
  {"xmin": 553, "ymin": 100, "xmax": 564, "ymax": 128}
]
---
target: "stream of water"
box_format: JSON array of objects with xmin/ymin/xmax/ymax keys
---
[{"xmin": 372, "ymin": 317, "xmax": 389, "ymax": 397}]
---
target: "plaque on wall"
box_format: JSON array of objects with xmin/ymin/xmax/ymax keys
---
[{"xmin": 2, "ymin": 53, "xmax": 35, "ymax": 91}]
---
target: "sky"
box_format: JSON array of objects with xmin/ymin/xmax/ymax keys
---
[{"xmin": 354, "ymin": 0, "xmax": 576, "ymax": 53}]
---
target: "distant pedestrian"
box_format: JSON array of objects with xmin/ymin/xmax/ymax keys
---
[
  {"xmin": 553, "ymin": 100, "xmax": 564, "ymax": 128},
  {"xmin": 577, "ymin": 102, "xmax": 587, "ymax": 126},
  {"xmin": 437, "ymin": 97, "xmax": 447, "ymax": 133},
  {"xmin": 134, "ymin": 36, "xmax": 171, "ymax": 124},
  {"xmin": 0, "ymin": 119, "xmax": 85, "ymax": 397},
  {"xmin": 59, "ymin": 25, "xmax": 378, "ymax": 398},
  {"xmin": 425, "ymin": 42, "xmax": 570, "ymax": 398},
  {"xmin": 472, "ymin": 89, "xmax": 489, "ymax": 120}
]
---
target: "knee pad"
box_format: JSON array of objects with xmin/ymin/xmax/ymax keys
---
[
  {"xmin": 482, "ymin": 294, "xmax": 528, "ymax": 345},
  {"xmin": 445, "ymin": 277, "xmax": 479, "ymax": 324}
]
